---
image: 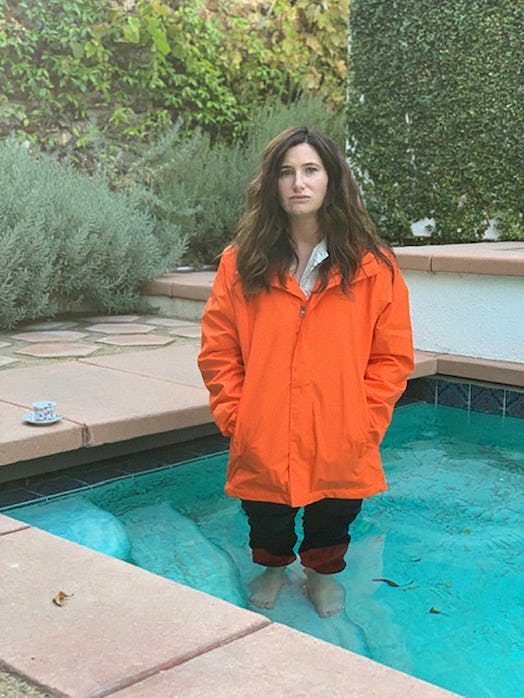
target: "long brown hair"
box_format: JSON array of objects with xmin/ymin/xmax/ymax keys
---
[{"xmin": 233, "ymin": 126, "xmax": 393, "ymax": 294}]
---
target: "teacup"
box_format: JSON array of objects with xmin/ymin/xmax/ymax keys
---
[{"xmin": 32, "ymin": 400, "xmax": 58, "ymax": 423}]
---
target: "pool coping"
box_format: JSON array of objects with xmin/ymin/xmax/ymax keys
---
[
  {"xmin": 394, "ymin": 241, "xmax": 524, "ymax": 276},
  {"xmin": 140, "ymin": 242, "xmax": 524, "ymax": 304},
  {"xmin": 1, "ymin": 348, "xmax": 522, "ymax": 480}
]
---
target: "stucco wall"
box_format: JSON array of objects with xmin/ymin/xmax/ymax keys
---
[{"xmin": 403, "ymin": 271, "xmax": 524, "ymax": 363}]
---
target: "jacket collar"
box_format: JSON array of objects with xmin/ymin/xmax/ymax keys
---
[{"xmin": 271, "ymin": 250, "xmax": 381, "ymax": 297}]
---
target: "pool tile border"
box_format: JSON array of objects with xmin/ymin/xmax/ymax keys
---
[
  {"xmin": 506, "ymin": 389, "xmax": 524, "ymax": 419},
  {"xmin": 0, "ymin": 433, "xmax": 229, "ymax": 512},
  {"xmin": 407, "ymin": 375, "xmax": 524, "ymax": 417}
]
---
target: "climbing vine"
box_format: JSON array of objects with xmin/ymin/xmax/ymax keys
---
[
  {"xmin": 0, "ymin": 0, "xmax": 348, "ymax": 156},
  {"xmin": 347, "ymin": 0, "xmax": 523, "ymax": 243}
]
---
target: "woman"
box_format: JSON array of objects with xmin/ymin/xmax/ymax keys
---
[{"xmin": 198, "ymin": 126, "xmax": 413, "ymax": 617}]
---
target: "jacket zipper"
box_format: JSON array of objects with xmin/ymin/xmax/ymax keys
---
[
  {"xmin": 296, "ymin": 304, "xmax": 306, "ymax": 332},
  {"xmin": 290, "ymin": 302, "xmax": 307, "ymax": 499}
]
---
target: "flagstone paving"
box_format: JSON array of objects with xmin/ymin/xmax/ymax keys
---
[
  {"xmin": 15, "ymin": 343, "xmax": 100, "ymax": 358},
  {"xmin": 0, "ymin": 314, "xmax": 202, "ymax": 369},
  {"xmin": 10, "ymin": 331, "xmax": 88, "ymax": 343},
  {"xmin": 169, "ymin": 326, "xmax": 203, "ymax": 338},
  {"xmin": 95, "ymin": 334, "xmax": 175, "ymax": 347},
  {"xmin": 85, "ymin": 322, "xmax": 156, "ymax": 334},
  {"xmin": 0, "ymin": 357, "xmax": 18, "ymax": 367},
  {"xmin": 21, "ymin": 321, "xmax": 81, "ymax": 331},
  {"xmin": 83, "ymin": 315, "xmax": 141, "ymax": 323},
  {"xmin": 0, "ymin": 313, "xmax": 206, "ymax": 470},
  {"xmin": 143, "ymin": 317, "xmax": 194, "ymax": 327}
]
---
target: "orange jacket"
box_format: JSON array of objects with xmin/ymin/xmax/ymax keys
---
[{"xmin": 198, "ymin": 246, "xmax": 414, "ymax": 507}]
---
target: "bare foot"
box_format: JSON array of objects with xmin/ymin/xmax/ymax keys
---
[
  {"xmin": 304, "ymin": 568, "xmax": 345, "ymax": 617},
  {"xmin": 248, "ymin": 567, "xmax": 287, "ymax": 609}
]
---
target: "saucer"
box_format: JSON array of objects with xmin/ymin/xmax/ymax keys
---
[{"xmin": 23, "ymin": 412, "xmax": 61, "ymax": 426}]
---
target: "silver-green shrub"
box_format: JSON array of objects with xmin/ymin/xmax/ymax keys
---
[
  {"xmin": 0, "ymin": 140, "xmax": 187, "ymax": 329},
  {"xmin": 113, "ymin": 96, "xmax": 346, "ymax": 265}
]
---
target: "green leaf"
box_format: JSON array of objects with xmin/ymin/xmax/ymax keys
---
[
  {"xmin": 69, "ymin": 40, "xmax": 84, "ymax": 59},
  {"xmin": 123, "ymin": 17, "xmax": 141, "ymax": 44}
]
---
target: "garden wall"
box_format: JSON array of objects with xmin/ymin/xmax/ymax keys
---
[{"xmin": 397, "ymin": 244, "xmax": 524, "ymax": 363}]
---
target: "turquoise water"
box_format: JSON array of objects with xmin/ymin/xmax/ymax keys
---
[{"xmin": 8, "ymin": 404, "xmax": 524, "ymax": 697}]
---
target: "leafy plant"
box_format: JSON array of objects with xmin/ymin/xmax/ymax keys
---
[
  {"xmin": 347, "ymin": 0, "xmax": 523, "ymax": 243},
  {"xmin": 0, "ymin": 0, "xmax": 348, "ymax": 158}
]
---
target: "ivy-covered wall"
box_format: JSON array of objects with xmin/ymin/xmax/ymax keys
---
[{"xmin": 347, "ymin": 0, "xmax": 523, "ymax": 243}]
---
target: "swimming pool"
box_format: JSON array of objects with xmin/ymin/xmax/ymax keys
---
[{"xmin": 6, "ymin": 402, "xmax": 523, "ymax": 698}]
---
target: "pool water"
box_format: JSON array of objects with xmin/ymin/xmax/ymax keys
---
[{"xmin": 8, "ymin": 403, "xmax": 524, "ymax": 698}]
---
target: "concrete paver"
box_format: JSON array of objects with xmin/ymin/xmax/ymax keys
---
[
  {"xmin": 0, "ymin": 526, "xmax": 269, "ymax": 698},
  {"xmin": 0, "ymin": 362, "xmax": 211, "ymax": 451},
  {"xmin": 0, "ymin": 513, "xmax": 30, "ymax": 535},
  {"xmin": 141, "ymin": 271, "xmax": 215, "ymax": 300},
  {"xmin": 14, "ymin": 343, "xmax": 100, "ymax": 358},
  {"xmin": 112, "ymin": 623, "xmax": 460, "ymax": 698},
  {"xmin": 95, "ymin": 334, "xmax": 174, "ymax": 347},
  {"xmin": 396, "ymin": 242, "xmax": 524, "ymax": 276},
  {"xmin": 81, "ymin": 344, "xmax": 205, "ymax": 387},
  {"xmin": 86, "ymin": 323, "xmax": 155, "ymax": 334},
  {"xmin": 0, "ymin": 357, "xmax": 18, "ymax": 367},
  {"xmin": 0, "ymin": 402, "xmax": 83, "ymax": 467},
  {"xmin": 436, "ymin": 353, "xmax": 524, "ymax": 388},
  {"xmin": 412, "ymin": 350, "xmax": 439, "ymax": 379},
  {"xmin": 10, "ymin": 331, "xmax": 88, "ymax": 343}
]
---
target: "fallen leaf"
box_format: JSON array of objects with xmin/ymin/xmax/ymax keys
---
[
  {"xmin": 410, "ymin": 557, "xmax": 422, "ymax": 563},
  {"xmin": 372, "ymin": 578, "xmax": 414, "ymax": 588},
  {"xmin": 462, "ymin": 529, "xmax": 471, "ymax": 535},
  {"xmin": 429, "ymin": 606, "xmax": 444, "ymax": 614},
  {"xmin": 52, "ymin": 591, "xmax": 73, "ymax": 607},
  {"xmin": 373, "ymin": 577, "xmax": 399, "ymax": 587}
]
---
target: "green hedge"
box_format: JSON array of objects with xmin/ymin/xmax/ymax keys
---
[
  {"xmin": 0, "ymin": 140, "xmax": 186, "ymax": 329},
  {"xmin": 347, "ymin": 0, "xmax": 523, "ymax": 243}
]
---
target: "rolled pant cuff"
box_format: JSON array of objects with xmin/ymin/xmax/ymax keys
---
[
  {"xmin": 252, "ymin": 547, "xmax": 296, "ymax": 567},
  {"xmin": 300, "ymin": 543, "xmax": 348, "ymax": 574}
]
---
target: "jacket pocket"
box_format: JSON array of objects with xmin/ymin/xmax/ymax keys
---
[
  {"xmin": 228, "ymin": 394, "xmax": 247, "ymax": 458},
  {"xmin": 364, "ymin": 402, "xmax": 382, "ymax": 446}
]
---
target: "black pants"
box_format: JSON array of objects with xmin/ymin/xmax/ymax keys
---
[{"xmin": 241, "ymin": 498, "xmax": 362, "ymax": 575}]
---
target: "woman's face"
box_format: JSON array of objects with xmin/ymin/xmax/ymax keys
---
[{"xmin": 277, "ymin": 143, "xmax": 329, "ymax": 222}]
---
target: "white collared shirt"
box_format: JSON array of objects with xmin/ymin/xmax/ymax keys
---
[{"xmin": 292, "ymin": 239, "xmax": 329, "ymax": 298}]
